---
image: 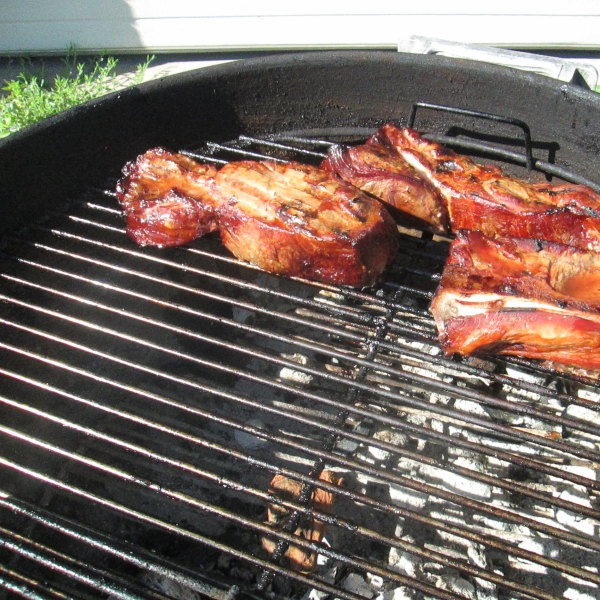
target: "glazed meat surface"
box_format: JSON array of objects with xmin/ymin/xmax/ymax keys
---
[
  {"xmin": 382, "ymin": 124, "xmax": 600, "ymax": 251},
  {"xmin": 214, "ymin": 160, "xmax": 399, "ymax": 287},
  {"xmin": 116, "ymin": 148, "xmax": 219, "ymax": 248},
  {"xmin": 431, "ymin": 230, "xmax": 600, "ymax": 370},
  {"xmin": 321, "ymin": 135, "xmax": 448, "ymax": 234},
  {"xmin": 117, "ymin": 153, "xmax": 399, "ymax": 287}
]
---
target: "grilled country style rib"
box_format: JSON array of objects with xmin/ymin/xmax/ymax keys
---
[
  {"xmin": 381, "ymin": 124, "xmax": 600, "ymax": 251},
  {"xmin": 116, "ymin": 148, "xmax": 219, "ymax": 248},
  {"xmin": 321, "ymin": 135, "xmax": 448, "ymax": 234},
  {"xmin": 117, "ymin": 152, "xmax": 399, "ymax": 287},
  {"xmin": 431, "ymin": 230, "xmax": 600, "ymax": 370},
  {"xmin": 214, "ymin": 160, "xmax": 399, "ymax": 287}
]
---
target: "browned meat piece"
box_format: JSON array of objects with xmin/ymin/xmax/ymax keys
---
[
  {"xmin": 117, "ymin": 153, "xmax": 398, "ymax": 287},
  {"xmin": 321, "ymin": 137, "xmax": 448, "ymax": 234},
  {"xmin": 116, "ymin": 148, "xmax": 219, "ymax": 248},
  {"xmin": 261, "ymin": 471, "xmax": 341, "ymax": 573},
  {"xmin": 431, "ymin": 230, "xmax": 600, "ymax": 370},
  {"xmin": 381, "ymin": 124, "xmax": 600, "ymax": 251},
  {"xmin": 214, "ymin": 160, "xmax": 399, "ymax": 287}
]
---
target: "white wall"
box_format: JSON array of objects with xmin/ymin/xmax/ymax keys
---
[{"xmin": 1, "ymin": 1, "xmax": 600, "ymax": 55}]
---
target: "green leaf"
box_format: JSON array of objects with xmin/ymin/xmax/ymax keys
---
[{"xmin": 0, "ymin": 52, "xmax": 154, "ymax": 139}]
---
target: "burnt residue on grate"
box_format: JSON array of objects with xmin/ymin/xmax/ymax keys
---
[{"xmin": 0, "ymin": 131, "xmax": 599, "ymax": 600}]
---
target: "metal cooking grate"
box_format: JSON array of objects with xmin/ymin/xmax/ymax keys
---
[{"xmin": 0, "ymin": 126, "xmax": 599, "ymax": 600}]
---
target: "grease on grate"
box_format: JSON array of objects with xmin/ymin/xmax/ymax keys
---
[{"xmin": 262, "ymin": 471, "xmax": 342, "ymax": 572}]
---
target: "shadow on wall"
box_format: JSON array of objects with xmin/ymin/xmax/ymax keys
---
[
  {"xmin": 0, "ymin": 0, "xmax": 145, "ymax": 89},
  {"xmin": 0, "ymin": 1, "xmax": 143, "ymax": 55}
]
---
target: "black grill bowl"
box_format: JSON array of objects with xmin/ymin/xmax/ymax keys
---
[{"xmin": 0, "ymin": 51, "xmax": 599, "ymax": 600}]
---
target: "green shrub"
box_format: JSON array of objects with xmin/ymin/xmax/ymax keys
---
[{"xmin": 0, "ymin": 54, "xmax": 153, "ymax": 138}]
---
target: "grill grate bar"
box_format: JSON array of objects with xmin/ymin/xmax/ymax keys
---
[
  {"xmin": 2, "ymin": 282, "xmax": 599, "ymax": 488},
  {"xmin": 179, "ymin": 150, "xmax": 229, "ymax": 165},
  {"xmin": 206, "ymin": 142, "xmax": 289, "ymax": 163},
  {"xmin": 185, "ymin": 246, "xmax": 436, "ymax": 308},
  {"xmin": 1, "ymin": 330, "xmax": 599, "ymax": 564},
  {"xmin": 0, "ymin": 529, "xmax": 150, "ymax": 600},
  {"xmin": 268, "ymin": 136, "xmax": 337, "ymax": 147},
  {"xmin": 85, "ymin": 202, "xmax": 121, "ymax": 214},
  {"xmin": 2, "ymin": 358, "xmax": 599, "ymax": 586},
  {"xmin": 192, "ymin": 129, "xmax": 600, "ymax": 192},
  {"xmin": 0, "ymin": 457, "xmax": 466, "ymax": 600},
  {"xmin": 1, "ymin": 370, "xmax": 598, "ymax": 596},
  {"xmin": 0, "ymin": 500, "xmax": 556, "ymax": 600},
  {"xmin": 2, "ymin": 279, "xmax": 598, "ymax": 467},
  {"xmin": 0, "ymin": 570, "xmax": 74, "ymax": 600},
  {"xmin": 3, "ymin": 260, "xmax": 384, "ymax": 351},
  {"xmin": 1, "ymin": 381, "xmax": 598, "ymax": 597},
  {"xmin": 0, "ymin": 400, "xmax": 569, "ymax": 600},
  {"xmin": 3, "ymin": 346, "xmax": 600, "ymax": 528},
  {"xmin": 9, "ymin": 216, "xmax": 594, "ymax": 418},
  {"xmin": 64, "ymin": 215, "xmax": 129, "ymax": 234},
  {"xmin": 1, "ymin": 289, "xmax": 599, "ymax": 498},
  {"xmin": 1, "ymin": 427, "xmax": 473, "ymax": 600},
  {"xmin": 24, "ymin": 231, "xmax": 396, "ymax": 321},
  {"xmin": 255, "ymin": 302, "xmax": 398, "ymax": 590},
  {"xmin": 2, "ymin": 385, "xmax": 598, "ymax": 597},
  {"xmin": 238, "ymin": 135, "xmax": 328, "ymax": 159},
  {"xmin": 288, "ymin": 303, "xmax": 600, "ymax": 412},
  {"xmin": 0, "ymin": 424, "xmax": 575, "ymax": 600},
  {"xmin": 0, "ymin": 367, "xmax": 549, "ymax": 562},
  {"xmin": 54, "ymin": 211, "xmax": 435, "ymax": 314},
  {"xmin": 1, "ymin": 498, "xmax": 254, "ymax": 600},
  {"xmin": 1, "ymin": 531, "xmax": 174, "ymax": 600},
  {"xmin": 22, "ymin": 212, "xmax": 600, "ymax": 410},
  {"xmin": 0, "ymin": 572, "xmax": 55, "ymax": 600},
  {"xmin": 21, "ymin": 226, "xmax": 598, "ymax": 415}
]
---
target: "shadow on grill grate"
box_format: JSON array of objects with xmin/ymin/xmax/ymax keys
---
[{"xmin": 0, "ymin": 131, "xmax": 599, "ymax": 600}]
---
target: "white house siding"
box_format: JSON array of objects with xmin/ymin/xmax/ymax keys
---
[{"xmin": 0, "ymin": 1, "xmax": 600, "ymax": 55}]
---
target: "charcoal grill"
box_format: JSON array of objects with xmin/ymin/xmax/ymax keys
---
[{"xmin": 0, "ymin": 51, "xmax": 599, "ymax": 600}]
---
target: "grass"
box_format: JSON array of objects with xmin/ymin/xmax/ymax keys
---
[{"xmin": 0, "ymin": 53, "xmax": 153, "ymax": 139}]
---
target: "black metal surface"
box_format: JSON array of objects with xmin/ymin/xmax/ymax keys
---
[
  {"xmin": 0, "ymin": 52, "xmax": 599, "ymax": 600},
  {"xmin": 407, "ymin": 102, "xmax": 534, "ymax": 171}
]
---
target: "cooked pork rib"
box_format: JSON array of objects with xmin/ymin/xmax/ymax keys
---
[
  {"xmin": 431, "ymin": 230, "xmax": 600, "ymax": 370},
  {"xmin": 381, "ymin": 124, "xmax": 600, "ymax": 251},
  {"xmin": 116, "ymin": 148, "xmax": 219, "ymax": 248},
  {"xmin": 117, "ymin": 152, "xmax": 399, "ymax": 287},
  {"xmin": 214, "ymin": 160, "xmax": 399, "ymax": 287},
  {"xmin": 321, "ymin": 136, "xmax": 448, "ymax": 234}
]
